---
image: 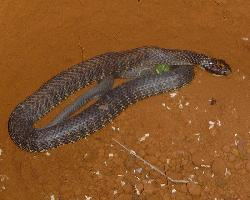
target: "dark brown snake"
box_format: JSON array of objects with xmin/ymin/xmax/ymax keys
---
[{"xmin": 8, "ymin": 46, "xmax": 231, "ymax": 152}]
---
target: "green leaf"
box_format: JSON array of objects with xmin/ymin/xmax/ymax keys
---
[{"xmin": 155, "ymin": 64, "xmax": 170, "ymax": 75}]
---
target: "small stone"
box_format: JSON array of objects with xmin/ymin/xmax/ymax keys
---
[
  {"xmin": 212, "ymin": 159, "xmax": 226, "ymax": 177},
  {"xmin": 187, "ymin": 183, "xmax": 202, "ymax": 196}
]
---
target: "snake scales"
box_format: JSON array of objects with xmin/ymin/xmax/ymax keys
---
[{"xmin": 8, "ymin": 46, "xmax": 231, "ymax": 152}]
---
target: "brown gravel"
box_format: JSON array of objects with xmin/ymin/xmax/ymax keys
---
[{"xmin": 1, "ymin": 0, "xmax": 250, "ymax": 199}]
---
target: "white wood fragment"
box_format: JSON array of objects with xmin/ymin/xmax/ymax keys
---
[
  {"xmin": 241, "ymin": 37, "xmax": 249, "ymax": 41},
  {"xmin": 135, "ymin": 168, "xmax": 143, "ymax": 173},
  {"xmin": 85, "ymin": 195, "xmax": 92, "ymax": 200},
  {"xmin": 171, "ymin": 188, "xmax": 177, "ymax": 193},
  {"xmin": 94, "ymin": 171, "xmax": 100, "ymax": 175},
  {"xmin": 134, "ymin": 185, "xmax": 140, "ymax": 195},
  {"xmin": 109, "ymin": 153, "xmax": 114, "ymax": 158},
  {"xmin": 234, "ymin": 139, "xmax": 240, "ymax": 146},
  {"xmin": 179, "ymin": 103, "xmax": 183, "ymax": 109},
  {"xmin": 50, "ymin": 194, "xmax": 55, "ymax": 200},
  {"xmin": 208, "ymin": 121, "xmax": 215, "ymax": 129},
  {"xmin": 201, "ymin": 164, "xmax": 211, "ymax": 168},
  {"xmin": 121, "ymin": 180, "xmax": 126, "ymax": 186},
  {"xmin": 0, "ymin": 175, "xmax": 9, "ymax": 182},
  {"xmin": 225, "ymin": 168, "xmax": 231, "ymax": 176},
  {"xmin": 170, "ymin": 92, "xmax": 177, "ymax": 98},
  {"xmin": 216, "ymin": 120, "xmax": 222, "ymax": 126},
  {"xmin": 139, "ymin": 133, "xmax": 150, "ymax": 142}
]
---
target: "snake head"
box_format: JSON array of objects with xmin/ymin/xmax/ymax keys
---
[{"xmin": 201, "ymin": 58, "xmax": 232, "ymax": 76}]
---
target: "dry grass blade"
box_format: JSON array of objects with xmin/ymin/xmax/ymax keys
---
[{"xmin": 112, "ymin": 138, "xmax": 190, "ymax": 184}]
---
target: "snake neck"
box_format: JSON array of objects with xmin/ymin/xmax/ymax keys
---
[{"xmin": 157, "ymin": 47, "xmax": 231, "ymax": 75}]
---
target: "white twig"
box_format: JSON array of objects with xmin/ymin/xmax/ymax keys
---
[{"xmin": 112, "ymin": 138, "xmax": 190, "ymax": 184}]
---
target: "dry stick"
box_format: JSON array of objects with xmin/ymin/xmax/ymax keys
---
[{"xmin": 112, "ymin": 138, "xmax": 190, "ymax": 184}]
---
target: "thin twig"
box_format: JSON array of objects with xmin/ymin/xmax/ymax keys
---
[
  {"xmin": 112, "ymin": 138, "xmax": 190, "ymax": 184},
  {"xmin": 77, "ymin": 36, "xmax": 85, "ymax": 62}
]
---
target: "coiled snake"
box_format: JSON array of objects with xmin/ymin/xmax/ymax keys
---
[{"xmin": 8, "ymin": 46, "xmax": 231, "ymax": 152}]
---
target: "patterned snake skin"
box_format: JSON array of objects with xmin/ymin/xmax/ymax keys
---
[{"xmin": 8, "ymin": 46, "xmax": 231, "ymax": 152}]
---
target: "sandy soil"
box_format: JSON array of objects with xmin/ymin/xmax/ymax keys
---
[{"xmin": 0, "ymin": 0, "xmax": 250, "ymax": 199}]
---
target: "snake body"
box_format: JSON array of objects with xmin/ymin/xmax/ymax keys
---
[{"xmin": 8, "ymin": 46, "xmax": 231, "ymax": 152}]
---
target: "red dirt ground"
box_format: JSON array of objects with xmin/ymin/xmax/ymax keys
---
[{"xmin": 0, "ymin": 0, "xmax": 250, "ymax": 199}]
